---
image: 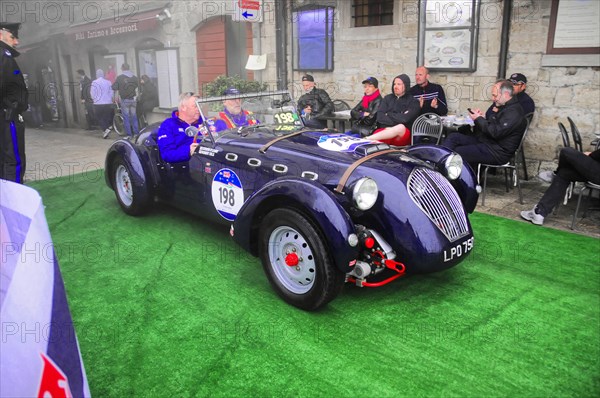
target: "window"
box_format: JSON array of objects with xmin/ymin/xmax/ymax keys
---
[
  {"xmin": 292, "ymin": 6, "xmax": 334, "ymax": 71},
  {"xmin": 353, "ymin": 0, "xmax": 394, "ymax": 27}
]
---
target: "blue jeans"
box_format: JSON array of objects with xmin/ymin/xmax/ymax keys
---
[{"xmin": 121, "ymin": 98, "xmax": 139, "ymax": 136}]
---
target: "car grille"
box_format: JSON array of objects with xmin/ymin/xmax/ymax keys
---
[{"xmin": 407, "ymin": 168, "xmax": 470, "ymax": 242}]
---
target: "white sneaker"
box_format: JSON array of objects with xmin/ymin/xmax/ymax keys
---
[
  {"xmin": 103, "ymin": 128, "xmax": 111, "ymax": 139},
  {"xmin": 520, "ymin": 208, "xmax": 544, "ymax": 225}
]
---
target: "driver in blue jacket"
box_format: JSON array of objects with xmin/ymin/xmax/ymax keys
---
[{"xmin": 157, "ymin": 92, "xmax": 203, "ymax": 163}]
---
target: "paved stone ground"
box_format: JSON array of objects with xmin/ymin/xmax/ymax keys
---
[{"xmin": 24, "ymin": 124, "xmax": 599, "ymax": 239}]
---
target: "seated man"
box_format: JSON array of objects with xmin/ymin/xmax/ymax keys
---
[
  {"xmin": 509, "ymin": 73, "xmax": 535, "ymax": 115},
  {"xmin": 365, "ymin": 74, "xmax": 420, "ymax": 146},
  {"xmin": 297, "ymin": 74, "xmax": 334, "ymax": 129},
  {"xmin": 157, "ymin": 92, "xmax": 203, "ymax": 163},
  {"xmin": 409, "ymin": 66, "xmax": 448, "ymax": 116},
  {"xmin": 213, "ymin": 87, "xmax": 259, "ymax": 132},
  {"xmin": 349, "ymin": 76, "xmax": 382, "ymax": 137},
  {"xmin": 486, "ymin": 73, "xmax": 535, "ymax": 118},
  {"xmin": 443, "ymin": 79, "xmax": 526, "ymax": 169},
  {"xmin": 521, "ymin": 147, "xmax": 600, "ymax": 225}
]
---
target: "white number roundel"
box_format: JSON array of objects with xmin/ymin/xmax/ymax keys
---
[{"xmin": 211, "ymin": 168, "xmax": 244, "ymax": 221}]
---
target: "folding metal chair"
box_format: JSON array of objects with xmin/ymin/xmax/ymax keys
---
[{"xmin": 411, "ymin": 113, "xmax": 443, "ymax": 145}]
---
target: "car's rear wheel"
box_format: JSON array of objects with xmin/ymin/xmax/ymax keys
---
[
  {"xmin": 111, "ymin": 157, "xmax": 150, "ymax": 216},
  {"xmin": 258, "ymin": 208, "xmax": 344, "ymax": 311}
]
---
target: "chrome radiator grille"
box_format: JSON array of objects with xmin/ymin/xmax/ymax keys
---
[{"xmin": 407, "ymin": 168, "xmax": 470, "ymax": 242}]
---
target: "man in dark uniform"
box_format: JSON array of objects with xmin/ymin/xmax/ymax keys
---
[
  {"xmin": 297, "ymin": 74, "xmax": 334, "ymax": 129},
  {"xmin": 0, "ymin": 22, "xmax": 28, "ymax": 183}
]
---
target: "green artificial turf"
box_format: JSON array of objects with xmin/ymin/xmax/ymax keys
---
[{"xmin": 29, "ymin": 172, "xmax": 600, "ymax": 397}]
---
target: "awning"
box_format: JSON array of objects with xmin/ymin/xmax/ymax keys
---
[{"xmin": 64, "ymin": 8, "xmax": 162, "ymax": 42}]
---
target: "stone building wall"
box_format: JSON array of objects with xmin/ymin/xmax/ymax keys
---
[{"xmin": 508, "ymin": 1, "xmax": 600, "ymax": 174}]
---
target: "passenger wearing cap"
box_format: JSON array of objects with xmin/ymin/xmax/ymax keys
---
[
  {"xmin": 157, "ymin": 92, "xmax": 203, "ymax": 163},
  {"xmin": 409, "ymin": 66, "xmax": 448, "ymax": 116},
  {"xmin": 349, "ymin": 77, "xmax": 382, "ymax": 136},
  {"xmin": 297, "ymin": 74, "xmax": 334, "ymax": 129},
  {"xmin": 0, "ymin": 22, "xmax": 29, "ymax": 183},
  {"xmin": 213, "ymin": 87, "xmax": 259, "ymax": 132},
  {"xmin": 365, "ymin": 74, "xmax": 420, "ymax": 146}
]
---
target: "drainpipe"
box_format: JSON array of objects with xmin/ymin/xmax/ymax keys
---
[
  {"xmin": 275, "ymin": 0, "xmax": 288, "ymax": 90},
  {"xmin": 498, "ymin": 0, "xmax": 513, "ymax": 79}
]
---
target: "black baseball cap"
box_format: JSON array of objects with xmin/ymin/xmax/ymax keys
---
[
  {"xmin": 0, "ymin": 22, "xmax": 20, "ymax": 38},
  {"xmin": 509, "ymin": 73, "xmax": 527, "ymax": 84},
  {"xmin": 362, "ymin": 77, "xmax": 379, "ymax": 88},
  {"xmin": 301, "ymin": 74, "xmax": 314, "ymax": 82}
]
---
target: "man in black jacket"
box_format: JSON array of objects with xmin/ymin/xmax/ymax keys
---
[
  {"xmin": 521, "ymin": 147, "xmax": 600, "ymax": 226},
  {"xmin": 444, "ymin": 79, "xmax": 526, "ymax": 168},
  {"xmin": 409, "ymin": 66, "xmax": 448, "ymax": 116},
  {"xmin": 77, "ymin": 69, "xmax": 95, "ymax": 130},
  {"xmin": 297, "ymin": 74, "xmax": 334, "ymax": 129},
  {"xmin": 350, "ymin": 76, "xmax": 382, "ymax": 136},
  {"xmin": 0, "ymin": 22, "xmax": 28, "ymax": 183},
  {"xmin": 366, "ymin": 74, "xmax": 420, "ymax": 146},
  {"xmin": 112, "ymin": 63, "xmax": 139, "ymax": 137}
]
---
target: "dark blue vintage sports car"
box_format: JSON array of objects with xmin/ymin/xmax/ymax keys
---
[{"xmin": 105, "ymin": 91, "xmax": 478, "ymax": 310}]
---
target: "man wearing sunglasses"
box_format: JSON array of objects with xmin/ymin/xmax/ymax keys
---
[
  {"xmin": 508, "ymin": 73, "xmax": 535, "ymax": 116},
  {"xmin": 0, "ymin": 22, "xmax": 28, "ymax": 183}
]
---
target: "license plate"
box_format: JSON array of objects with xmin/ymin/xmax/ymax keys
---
[{"xmin": 443, "ymin": 237, "xmax": 474, "ymax": 262}]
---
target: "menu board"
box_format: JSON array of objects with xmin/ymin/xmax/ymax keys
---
[{"xmin": 418, "ymin": 0, "xmax": 480, "ymax": 71}]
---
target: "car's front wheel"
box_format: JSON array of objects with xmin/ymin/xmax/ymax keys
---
[
  {"xmin": 258, "ymin": 208, "xmax": 344, "ymax": 311},
  {"xmin": 111, "ymin": 157, "xmax": 151, "ymax": 216}
]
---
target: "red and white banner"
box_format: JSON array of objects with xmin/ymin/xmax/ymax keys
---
[{"xmin": 1, "ymin": 180, "xmax": 91, "ymax": 398}]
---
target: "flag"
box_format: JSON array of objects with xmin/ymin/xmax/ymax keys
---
[{"xmin": 1, "ymin": 179, "xmax": 91, "ymax": 398}]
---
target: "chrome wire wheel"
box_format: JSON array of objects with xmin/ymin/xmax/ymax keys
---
[
  {"xmin": 115, "ymin": 164, "xmax": 133, "ymax": 207},
  {"xmin": 268, "ymin": 225, "xmax": 316, "ymax": 294}
]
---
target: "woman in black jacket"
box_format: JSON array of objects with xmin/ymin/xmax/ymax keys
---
[{"xmin": 350, "ymin": 76, "xmax": 382, "ymax": 136}]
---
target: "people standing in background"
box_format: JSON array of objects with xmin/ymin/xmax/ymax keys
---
[
  {"xmin": 0, "ymin": 22, "xmax": 28, "ymax": 183},
  {"xmin": 77, "ymin": 69, "xmax": 95, "ymax": 130},
  {"xmin": 24, "ymin": 74, "xmax": 43, "ymax": 128},
  {"xmin": 137, "ymin": 74, "xmax": 158, "ymax": 128},
  {"xmin": 105, "ymin": 64, "xmax": 116, "ymax": 84},
  {"xmin": 112, "ymin": 63, "xmax": 139, "ymax": 137},
  {"xmin": 91, "ymin": 69, "xmax": 114, "ymax": 139},
  {"xmin": 409, "ymin": 66, "xmax": 448, "ymax": 116}
]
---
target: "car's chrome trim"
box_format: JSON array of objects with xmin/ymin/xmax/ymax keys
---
[
  {"xmin": 301, "ymin": 171, "xmax": 318, "ymax": 180},
  {"xmin": 225, "ymin": 153, "xmax": 238, "ymax": 162},
  {"xmin": 248, "ymin": 158, "xmax": 261, "ymax": 167},
  {"xmin": 273, "ymin": 164, "xmax": 288, "ymax": 174},
  {"xmin": 408, "ymin": 168, "xmax": 470, "ymax": 242}
]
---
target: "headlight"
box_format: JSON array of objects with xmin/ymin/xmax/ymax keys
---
[
  {"xmin": 352, "ymin": 177, "xmax": 378, "ymax": 210},
  {"xmin": 444, "ymin": 153, "xmax": 463, "ymax": 180}
]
